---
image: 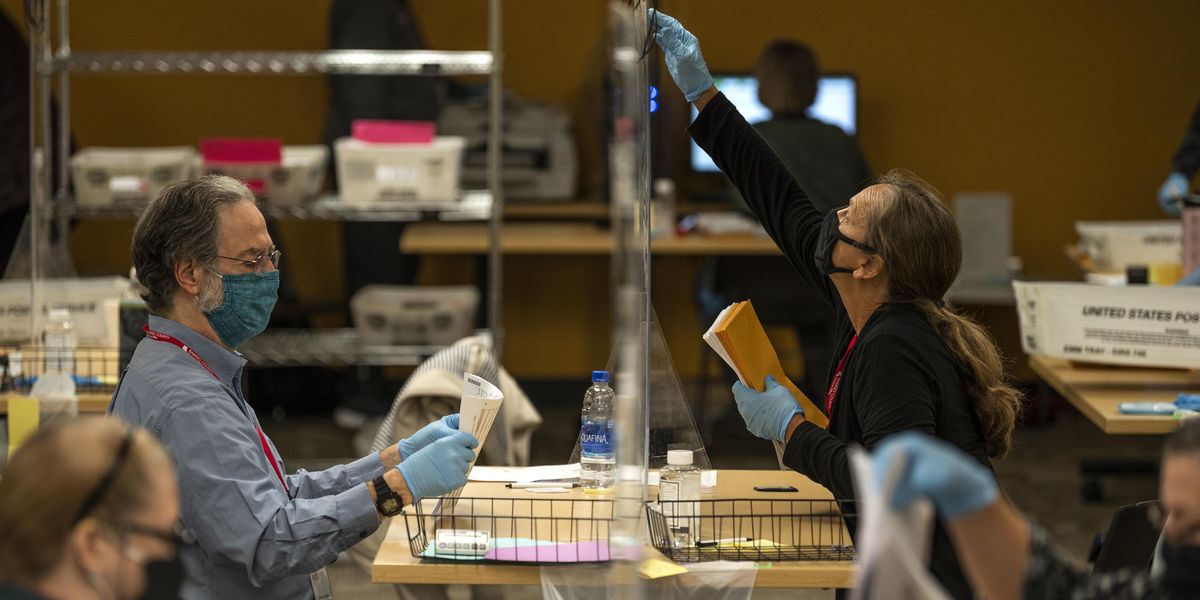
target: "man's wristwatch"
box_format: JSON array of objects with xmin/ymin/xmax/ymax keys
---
[{"xmin": 373, "ymin": 475, "xmax": 404, "ymax": 517}]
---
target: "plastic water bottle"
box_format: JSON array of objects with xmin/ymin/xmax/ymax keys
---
[
  {"xmin": 579, "ymin": 370, "xmax": 615, "ymax": 490},
  {"xmin": 43, "ymin": 308, "xmax": 76, "ymax": 374}
]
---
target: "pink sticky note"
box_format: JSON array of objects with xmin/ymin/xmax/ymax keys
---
[
  {"xmin": 200, "ymin": 138, "xmax": 282, "ymax": 164},
  {"xmin": 352, "ymin": 120, "xmax": 435, "ymax": 144},
  {"xmin": 484, "ymin": 540, "xmax": 610, "ymax": 563}
]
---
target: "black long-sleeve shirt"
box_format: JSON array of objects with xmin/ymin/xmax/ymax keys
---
[{"xmin": 690, "ymin": 92, "xmax": 990, "ymax": 598}]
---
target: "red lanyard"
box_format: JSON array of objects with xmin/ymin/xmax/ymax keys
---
[
  {"xmin": 824, "ymin": 335, "xmax": 858, "ymax": 417},
  {"xmin": 143, "ymin": 326, "xmax": 290, "ymax": 494}
]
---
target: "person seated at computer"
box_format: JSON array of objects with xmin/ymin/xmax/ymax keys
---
[
  {"xmin": 653, "ymin": 11, "xmax": 1022, "ymax": 598},
  {"xmin": 739, "ymin": 39, "xmax": 872, "ymax": 214},
  {"xmin": 1157, "ymin": 100, "xmax": 1200, "ymax": 285},
  {"xmin": 0, "ymin": 417, "xmax": 185, "ymax": 600},
  {"xmin": 872, "ymin": 422, "xmax": 1200, "ymax": 599}
]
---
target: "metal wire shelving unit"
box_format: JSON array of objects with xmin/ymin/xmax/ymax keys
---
[{"xmin": 26, "ymin": 0, "xmax": 505, "ymax": 367}]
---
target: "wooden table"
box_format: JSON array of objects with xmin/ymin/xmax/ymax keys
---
[
  {"xmin": 0, "ymin": 393, "xmax": 111, "ymax": 415},
  {"xmin": 372, "ymin": 469, "xmax": 855, "ymax": 588},
  {"xmin": 401, "ymin": 222, "xmax": 782, "ymax": 256},
  {"xmin": 1028, "ymin": 355, "xmax": 1199, "ymax": 435}
]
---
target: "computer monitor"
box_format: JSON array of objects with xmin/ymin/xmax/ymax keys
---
[{"xmin": 690, "ymin": 73, "xmax": 857, "ymax": 173}]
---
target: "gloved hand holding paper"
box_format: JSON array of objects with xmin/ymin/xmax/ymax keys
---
[{"xmin": 702, "ymin": 300, "xmax": 828, "ymax": 428}]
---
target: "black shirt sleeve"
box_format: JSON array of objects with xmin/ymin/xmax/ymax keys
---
[
  {"xmin": 1172, "ymin": 100, "xmax": 1200, "ymax": 178},
  {"xmin": 688, "ymin": 93, "xmax": 840, "ymax": 311},
  {"xmin": 782, "ymin": 331, "xmax": 940, "ymax": 500}
]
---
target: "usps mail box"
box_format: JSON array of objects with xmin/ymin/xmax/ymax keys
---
[
  {"xmin": 1014, "ymin": 281, "xmax": 1200, "ymax": 369},
  {"xmin": 204, "ymin": 145, "xmax": 328, "ymax": 206},
  {"xmin": 1075, "ymin": 221, "xmax": 1182, "ymax": 272},
  {"xmin": 71, "ymin": 147, "xmax": 199, "ymax": 208},
  {"xmin": 0, "ymin": 278, "xmax": 128, "ymax": 347},
  {"xmin": 351, "ymin": 285, "xmax": 478, "ymax": 346},
  {"xmin": 335, "ymin": 136, "xmax": 465, "ymax": 204}
]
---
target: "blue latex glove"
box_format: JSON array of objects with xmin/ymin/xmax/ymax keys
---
[
  {"xmin": 872, "ymin": 432, "xmax": 999, "ymax": 519},
  {"xmin": 732, "ymin": 375, "xmax": 804, "ymax": 442},
  {"xmin": 1158, "ymin": 172, "xmax": 1189, "ymax": 216},
  {"xmin": 1178, "ymin": 265, "xmax": 1200, "ymax": 286},
  {"xmin": 651, "ymin": 10, "xmax": 714, "ymax": 102},
  {"xmin": 397, "ymin": 430, "xmax": 478, "ymax": 502},
  {"xmin": 398, "ymin": 413, "xmax": 460, "ymax": 460}
]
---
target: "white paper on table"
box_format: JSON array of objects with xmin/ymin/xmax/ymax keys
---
[
  {"xmin": 849, "ymin": 446, "xmax": 950, "ymax": 600},
  {"xmin": 468, "ymin": 463, "xmax": 581, "ymax": 483}
]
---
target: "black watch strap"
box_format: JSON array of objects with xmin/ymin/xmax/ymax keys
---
[{"xmin": 373, "ymin": 475, "xmax": 404, "ymax": 517}]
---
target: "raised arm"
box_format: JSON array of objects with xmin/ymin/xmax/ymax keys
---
[{"xmin": 653, "ymin": 11, "xmax": 838, "ymax": 306}]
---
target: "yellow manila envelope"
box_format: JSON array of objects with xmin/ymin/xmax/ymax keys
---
[{"xmin": 715, "ymin": 301, "xmax": 829, "ymax": 428}]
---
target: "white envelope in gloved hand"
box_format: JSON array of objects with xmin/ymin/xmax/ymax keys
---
[{"xmin": 849, "ymin": 446, "xmax": 951, "ymax": 600}]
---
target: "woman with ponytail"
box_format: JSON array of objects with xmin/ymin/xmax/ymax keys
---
[{"xmin": 652, "ymin": 11, "xmax": 1021, "ymax": 599}]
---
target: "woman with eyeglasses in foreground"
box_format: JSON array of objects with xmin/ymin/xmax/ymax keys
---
[{"xmin": 0, "ymin": 417, "xmax": 186, "ymax": 600}]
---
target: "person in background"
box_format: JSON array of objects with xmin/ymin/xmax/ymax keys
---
[
  {"xmin": 0, "ymin": 417, "xmax": 185, "ymax": 600},
  {"xmin": 873, "ymin": 420, "xmax": 1200, "ymax": 599},
  {"xmin": 654, "ymin": 11, "xmax": 1022, "ymax": 598},
  {"xmin": 1157, "ymin": 100, "xmax": 1200, "ymax": 285},
  {"xmin": 109, "ymin": 175, "xmax": 477, "ymax": 600},
  {"xmin": 745, "ymin": 39, "xmax": 872, "ymax": 214}
]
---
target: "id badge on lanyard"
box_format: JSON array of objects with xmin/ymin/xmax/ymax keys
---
[{"xmin": 310, "ymin": 567, "xmax": 333, "ymax": 600}]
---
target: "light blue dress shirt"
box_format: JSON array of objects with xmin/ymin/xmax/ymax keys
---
[{"xmin": 110, "ymin": 315, "xmax": 383, "ymax": 600}]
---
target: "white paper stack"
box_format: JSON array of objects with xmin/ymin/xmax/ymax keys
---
[{"xmin": 459, "ymin": 373, "xmax": 504, "ymax": 469}]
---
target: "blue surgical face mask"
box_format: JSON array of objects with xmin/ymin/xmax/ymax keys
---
[{"xmin": 203, "ymin": 270, "xmax": 279, "ymax": 348}]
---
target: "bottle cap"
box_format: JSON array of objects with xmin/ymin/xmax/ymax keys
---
[
  {"xmin": 666, "ymin": 449, "xmax": 693, "ymax": 466},
  {"xmin": 591, "ymin": 370, "xmax": 610, "ymax": 384}
]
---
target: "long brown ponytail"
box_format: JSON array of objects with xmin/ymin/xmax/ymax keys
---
[{"xmin": 864, "ymin": 170, "xmax": 1022, "ymax": 459}]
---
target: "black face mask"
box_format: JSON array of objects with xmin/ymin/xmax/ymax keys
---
[
  {"xmin": 138, "ymin": 552, "xmax": 185, "ymax": 600},
  {"xmin": 1161, "ymin": 541, "xmax": 1200, "ymax": 596},
  {"xmin": 814, "ymin": 210, "xmax": 878, "ymax": 276}
]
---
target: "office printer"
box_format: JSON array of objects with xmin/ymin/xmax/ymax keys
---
[{"xmin": 439, "ymin": 97, "xmax": 577, "ymax": 201}]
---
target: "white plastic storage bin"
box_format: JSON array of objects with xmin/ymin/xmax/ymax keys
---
[
  {"xmin": 1014, "ymin": 281, "xmax": 1200, "ymax": 369},
  {"xmin": 1075, "ymin": 221, "xmax": 1182, "ymax": 272},
  {"xmin": 351, "ymin": 285, "xmax": 478, "ymax": 346},
  {"xmin": 203, "ymin": 145, "xmax": 328, "ymax": 206},
  {"xmin": 71, "ymin": 147, "xmax": 199, "ymax": 208},
  {"xmin": 334, "ymin": 136, "xmax": 465, "ymax": 204},
  {"xmin": 0, "ymin": 277, "xmax": 129, "ymax": 346}
]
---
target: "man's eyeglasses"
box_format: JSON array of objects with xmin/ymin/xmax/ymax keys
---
[
  {"xmin": 121, "ymin": 521, "xmax": 196, "ymax": 549},
  {"xmin": 216, "ymin": 249, "xmax": 282, "ymax": 274}
]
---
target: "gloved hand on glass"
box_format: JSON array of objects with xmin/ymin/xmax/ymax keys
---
[
  {"xmin": 650, "ymin": 10, "xmax": 714, "ymax": 102},
  {"xmin": 1158, "ymin": 172, "xmax": 1190, "ymax": 217},
  {"xmin": 732, "ymin": 375, "xmax": 805, "ymax": 442},
  {"xmin": 397, "ymin": 430, "xmax": 478, "ymax": 502},
  {"xmin": 398, "ymin": 413, "xmax": 461, "ymax": 460},
  {"xmin": 871, "ymin": 431, "xmax": 999, "ymax": 519}
]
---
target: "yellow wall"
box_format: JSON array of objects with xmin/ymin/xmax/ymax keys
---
[{"xmin": 4, "ymin": 0, "xmax": 1199, "ymax": 378}]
